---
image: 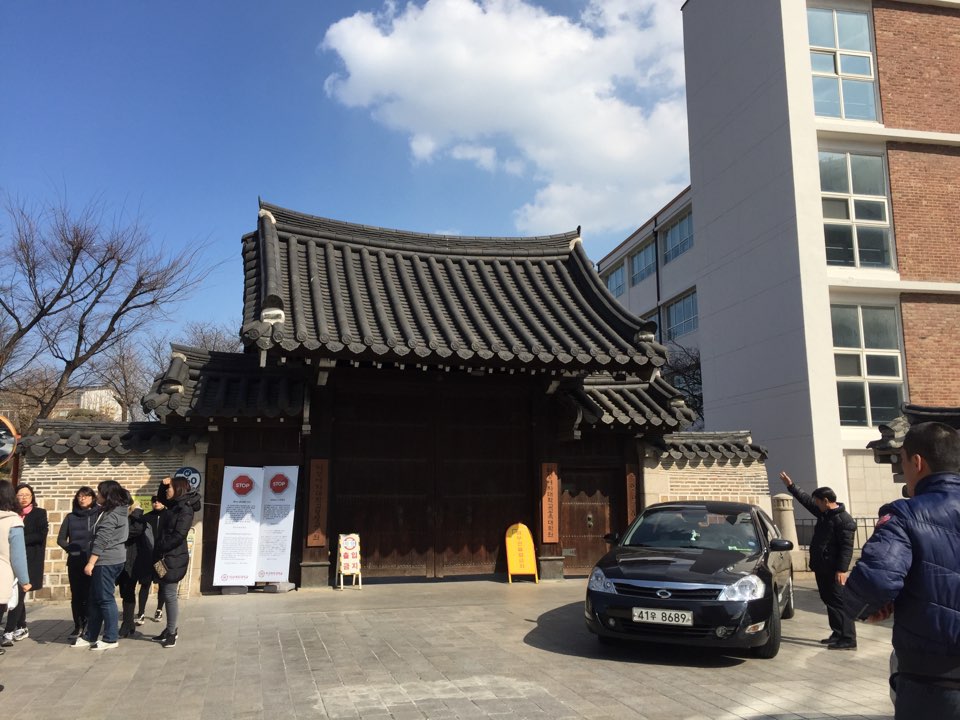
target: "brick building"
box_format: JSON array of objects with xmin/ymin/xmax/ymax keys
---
[{"xmin": 596, "ymin": 0, "xmax": 960, "ymax": 515}]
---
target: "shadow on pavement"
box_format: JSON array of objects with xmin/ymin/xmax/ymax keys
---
[{"xmin": 523, "ymin": 601, "xmax": 746, "ymax": 668}]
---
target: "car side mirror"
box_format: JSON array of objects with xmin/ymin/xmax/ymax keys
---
[
  {"xmin": 603, "ymin": 532, "xmax": 620, "ymax": 544},
  {"xmin": 769, "ymin": 538, "xmax": 793, "ymax": 552}
]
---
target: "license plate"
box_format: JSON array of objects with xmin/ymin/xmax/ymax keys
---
[{"xmin": 632, "ymin": 607, "xmax": 693, "ymax": 626}]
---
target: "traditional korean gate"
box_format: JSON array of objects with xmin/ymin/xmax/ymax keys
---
[
  {"xmin": 332, "ymin": 377, "xmax": 531, "ymax": 578},
  {"xmin": 558, "ymin": 467, "xmax": 619, "ymax": 574}
]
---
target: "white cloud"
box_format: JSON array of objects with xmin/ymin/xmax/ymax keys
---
[{"xmin": 323, "ymin": 0, "xmax": 688, "ymax": 243}]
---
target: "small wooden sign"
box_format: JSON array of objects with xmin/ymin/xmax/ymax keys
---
[
  {"xmin": 307, "ymin": 459, "xmax": 328, "ymax": 548},
  {"xmin": 626, "ymin": 464, "xmax": 639, "ymax": 525},
  {"xmin": 541, "ymin": 463, "xmax": 559, "ymax": 544},
  {"xmin": 505, "ymin": 523, "xmax": 538, "ymax": 583}
]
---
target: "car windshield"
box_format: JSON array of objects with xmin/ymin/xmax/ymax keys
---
[{"xmin": 622, "ymin": 507, "xmax": 760, "ymax": 553}]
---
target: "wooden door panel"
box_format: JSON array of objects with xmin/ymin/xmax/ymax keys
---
[{"xmin": 559, "ymin": 468, "xmax": 616, "ymax": 573}]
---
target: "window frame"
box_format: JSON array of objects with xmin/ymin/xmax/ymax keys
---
[
  {"xmin": 807, "ymin": 6, "xmax": 880, "ymax": 122},
  {"xmin": 630, "ymin": 241, "xmax": 656, "ymax": 285},
  {"xmin": 603, "ymin": 264, "xmax": 625, "ymax": 297},
  {"xmin": 662, "ymin": 211, "xmax": 694, "ymax": 265},
  {"xmin": 664, "ymin": 290, "xmax": 698, "ymax": 341},
  {"xmin": 819, "ymin": 148, "xmax": 895, "ymax": 269},
  {"xmin": 831, "ymin": 302, "xmax": 905, "ymax": 427}
]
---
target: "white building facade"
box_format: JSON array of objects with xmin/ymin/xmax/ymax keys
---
[{"xmin": 598, "ymin": 0, "xmax": 960, "ymax": 514}]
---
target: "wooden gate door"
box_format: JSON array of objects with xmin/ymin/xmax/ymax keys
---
[
  {"xmin": 558, "ymin": 468, "xmax": 618, "ymax": 574},
  {"xmin": 334, "ymin": 390, "xmax": 435, "ymax": 576},
  {"xmin": 434, "ymin": 385, "xmax": 530, "ymax": 577}
]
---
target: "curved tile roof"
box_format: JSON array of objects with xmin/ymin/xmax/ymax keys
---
[
  {"xmin": 655, "ymin": 431, "xmax": 768, "ymax": 462},
  {"xmin": 142, "ymin": 345, "xmax": 304, "ymax": 419},
  {"xmin": 563, "ymin": 374, "xmax": 696, "ymax": 431},
  {"xmin": 20, "ymin": 421, "xmax": 206, "ymax": 458},
  {"xmin": 867, "ymin": 404, "xmax": 960, "ymax": 467},
  {"xmin": 241, "ymin": 201, "xmax": 665, "ymax": 374}
]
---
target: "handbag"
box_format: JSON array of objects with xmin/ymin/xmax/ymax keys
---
[
  {"xmin": 7, "ymin": 578, "xmax": 18, "ymax": 610},
  {"xmin": 154, "ymin": 558, "xmax": 168, "ymax": 579}
]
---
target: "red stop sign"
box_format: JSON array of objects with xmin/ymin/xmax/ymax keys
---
[
  {"xmin": 232, "ymin": 475, "xmax": 254, "ymax": 496},
  {"xmin": 269, "ymin": 473, "xmax": 289, "ymax": 494}
]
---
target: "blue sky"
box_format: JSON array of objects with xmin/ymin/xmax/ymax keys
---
[{"xmin": 1, "ymin": 0, "xmax": 688, "ymax": 330}]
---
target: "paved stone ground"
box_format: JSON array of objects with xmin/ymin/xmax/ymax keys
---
[{"xmin": 0, "ymin": 576, "xmax": 894, "ymax": 720}]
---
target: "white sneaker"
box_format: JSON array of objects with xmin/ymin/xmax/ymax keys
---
[
  {"xmin": 91, "ymin": 640, "xmax": 118, "ymax": 650},
  {"xmin": 71, "ymin": 637, "xmax": 93, "ymax": 648},
  {"xmin": 11, "ymin": 628, "xmax": 28, "ymax": 641}
]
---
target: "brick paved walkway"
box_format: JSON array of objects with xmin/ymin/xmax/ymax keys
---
[{"xmin": 0, "ymin": 576, "xmax": 894, "ymax": 719}]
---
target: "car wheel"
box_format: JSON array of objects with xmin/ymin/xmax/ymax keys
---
[
  {"xmin": 752, "ymin": 602, "xmax": 781, "ymax": 659},
  {"xmin": 781, "ymin": 577, "xmax": 795, "ymax": 620}
]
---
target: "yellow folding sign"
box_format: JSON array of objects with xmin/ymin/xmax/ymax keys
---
[{"xmin": 505, "ymin": 523, "xmax": 538, "ymax": 584}]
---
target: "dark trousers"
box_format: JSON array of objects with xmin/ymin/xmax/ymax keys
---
[
  {"xmin": 3, "ymin": 587, "xmax": 26, "ymax": 633},
  {"xmin": 895, "ymin": 674, "xmax": 960, "ymax": 719},
  {"xmin": 814, "ymin": 569, "xmax": 856, "ymax": 642},
  {"xmin": 67, "ymin": 555, "xmax": 91, "ymax": 627}
]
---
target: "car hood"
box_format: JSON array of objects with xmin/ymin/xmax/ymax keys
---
[{"xmin": 596, "ymin": 546, "xmax": 763, "ymax": 584}]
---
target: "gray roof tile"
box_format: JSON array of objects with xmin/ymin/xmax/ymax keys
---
[
  {"xmin": 20, "ymin": 421, "xmax": 206, "ymax": 458},
  {"xmin": 241, "ymin": 201, "xmax": 665, "ymax": 373}
]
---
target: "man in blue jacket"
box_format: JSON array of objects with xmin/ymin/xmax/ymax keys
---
[{"xmin": 844, "ymin": 421, "xmax": 960, "ymax": 719}]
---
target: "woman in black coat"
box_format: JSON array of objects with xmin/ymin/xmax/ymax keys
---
[
  {"xmin": 1, "ymin": 483, "xmax": 48, "ymax": 646},
  {"xmin": 56, "ymin": 486, "xmax": 98, "ymax": 637},
  {"xmin": 151, "ymin": 476, "xmax": 200, "ymax": 648}
]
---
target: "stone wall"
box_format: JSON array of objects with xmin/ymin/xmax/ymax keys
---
[
  {"xmin": 19, "ymin": 450, "xmax": 207, "ymax": 600},
  {"xmin": 642, "ymin": 456, "xmax": 772, "ymax": 516}
]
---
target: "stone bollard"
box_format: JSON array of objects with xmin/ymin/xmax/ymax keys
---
[{"xmin": 773, "ymin": 492, "xmax": 807, "ymax": 570}]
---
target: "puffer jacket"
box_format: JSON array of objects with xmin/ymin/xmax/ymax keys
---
[
  {"xmin": 787, "ymin": 484, "xmax": 856, "ymax": 572},
  {"xmin": 844, "ymin": 472, "xmax": 960, "ymax": 678},
  {"xmin": 155, "ymin": 490, "xmax": 200, "ymax": 584},
  {"xmin": 57, "ymin": 506, "xmax": 99, "ymax": 559}
]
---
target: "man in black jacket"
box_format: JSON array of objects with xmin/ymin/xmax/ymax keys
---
[{"xmin": 780, "ymin": 471, "xmax": 858, "ymax": 650}]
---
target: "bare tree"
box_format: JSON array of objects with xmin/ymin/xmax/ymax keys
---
[
  {"xmin": 147, "ymin": 319, "xmax": 242, "ymax": 377},
  {"xmin": 0, "ymin": 196, "xmax": 211, "ymax": 433},
  {"xmin": 664, "ymin": 341, "xmax": 703, "ymax": 426},
  {"xmin": 91, "ymin": 335, "xmax": 153, "ymax": 422}
]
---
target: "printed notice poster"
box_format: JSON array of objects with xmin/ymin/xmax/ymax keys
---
[
  {"xmin": 213, "ymin": 466, "xmax": 264, "ymax": 586},
  {"xmin": 256, "ymin": 466, "xmax": 299, "ymax": 582}
]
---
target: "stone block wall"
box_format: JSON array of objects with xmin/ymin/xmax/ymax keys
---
[
  {"xmin": 642, "ymin": 457, "xmax": 772, "ymax": 516},
  {"xmin": 21, "ymin": 452, "xmax": 188, "ymax": 600}
]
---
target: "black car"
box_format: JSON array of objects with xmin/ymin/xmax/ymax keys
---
[{"xmin": 584, "ymin": 500, "xmax": 795, "ymax": 658}]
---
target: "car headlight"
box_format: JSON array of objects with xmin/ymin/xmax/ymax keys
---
[
  {"xmin": 588, "ymin": 567, "xmax": 617, "ymax": 594},
  {"xmin": 718, "ymin": 574, "xmax": 765, "ymax": 601}
]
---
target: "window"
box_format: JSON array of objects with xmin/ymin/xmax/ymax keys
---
[
  {"xmin": 604, "ymin": 265, "xmax": 625, "ymax": 297},
  {"xmin": 819, "ymin": 150, "xmax": 892, "ymax": 268},
  {"xmin": 665, "ymin": 291, "xmax": 698, "ymax": 340},
  {"xmin": 662, "ymin": 212, "xmax": 693, "ymax": 264},
  {"xmin": 630, "ymin": 242, "xmax": 656, "ymax": 284},
  {"xmin": 831, "ymin": 304, "xmax": 904, "ymax": 426},
  {"xmin": 808, "ymin": 8, "xmax": 877, "ymax": 121}
]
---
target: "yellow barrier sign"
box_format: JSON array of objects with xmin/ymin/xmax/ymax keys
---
[{"xmin": 505, "ymin": 523, "xmax": 538, "ymax": 583}]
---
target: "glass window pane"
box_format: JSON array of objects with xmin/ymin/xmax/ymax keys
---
[
  {"xmin": 866, "ymin": 355, "xmax": 899, "ymax": 377},
  {"xmin": 819, "ymin": 152, "xmax": 848, "ymax": 193},
  {"xmin": 831, "ymin": 305, "xmax": 861, "ymax": 347},
  {"xmin": 838, "ymin": 382, "xmax": 868, "ymax": 426},
  {"xmin": 811, "ymin": 51, "xmax": 837, "ymax": 73},
  {"xmin": 825, "ymin": 225, "xmax": 855, "ymax": 266},
  {"xmin": 840, "ymin": 53, "xmax": 872, "ymax": 77},
  {"xmin": 808, "ymin": 8, "xmax": 836, "ymax": 47},
  {"xmin": 861, "ymin": 307, "xmax": 898, "ymax": 349},
  {"xmin": 841, "ymin": 79, "xmax": 877, "ymax": 120},
  {"xmin": 857, "ymin": 227, "xmax": 891, "ymax": 268},
  {"xmin": 835, "ymin": 354, "xmax": 862, "ymax": 376},
  {"xmin": 837, "ymin": 12, "xmax": 870, "ymax": 51},
  {"xmin": 869, "ymin": 383, "xmax": 903, "ymax": 424},
  {"xmin": 854, "ymin": 199, "xmax": 886, "ymax": 222},
  {"xmin": 823, "ymin": 198, "xmax": 850, "ymax": 219},
  {"xmin": 850, "ymin": 154, "xmax": 885, "ymax": 195},
  {"xmin": 813, "ymin": 77, "xmax": 842, "ymax": 117}
]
